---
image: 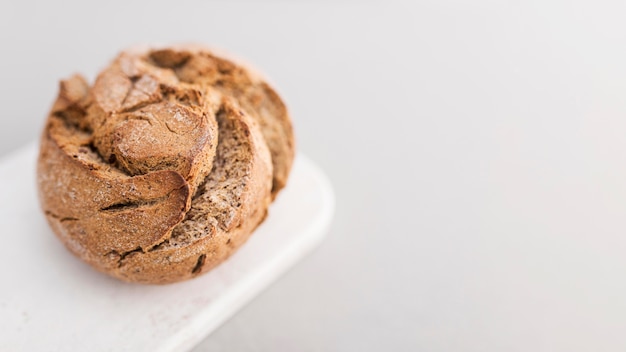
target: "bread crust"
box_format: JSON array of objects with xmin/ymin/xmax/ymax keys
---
[
  {"xmin": 37, "ymin": 46, "xmax": 289, "ymax": 284},
  {"xmin": 148, "ymin": 45, "xmax": 295, "ymax": 196}
]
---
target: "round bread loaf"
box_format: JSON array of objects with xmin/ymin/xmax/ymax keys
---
[{"xmin": 37, "ymin": 46, "xmax": 294, "ymax": 284}]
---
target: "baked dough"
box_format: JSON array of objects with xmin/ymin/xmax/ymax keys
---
[{"xmin": 37, "ymin": 46, "xmax": 294, "ymax": 284}]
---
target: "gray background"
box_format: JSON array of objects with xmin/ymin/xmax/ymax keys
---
[{"xmin": 3, "ymin": 1, "xmax": 626, "ymax": 351}]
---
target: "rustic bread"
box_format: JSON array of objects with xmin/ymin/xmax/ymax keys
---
[
  {"xmin": 148, "ymin": 46, "xmax": 294, "ymax": 196},
  {"xmin": 37, "ymin": 46, "xmax": 291, "ymax": 284}
]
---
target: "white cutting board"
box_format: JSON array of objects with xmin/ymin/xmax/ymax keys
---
[{"xmin": 0, "ymin": 143, "xmax": 334, "ymax": 352}]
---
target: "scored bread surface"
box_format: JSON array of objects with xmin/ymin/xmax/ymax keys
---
[{"xmin": 37, "ymin": 46, "xmax": 292, "ymax": 284}]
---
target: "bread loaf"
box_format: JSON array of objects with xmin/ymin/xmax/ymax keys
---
[{"xmin": 37, "ymin": 46, "xmax": 294, "ymax": 284}]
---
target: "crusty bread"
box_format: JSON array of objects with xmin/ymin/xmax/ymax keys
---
[
  {"xmin": 148, "ymin": 46, "xmax": 294, "ymax": 196},
  {"xmin": 37, "ymin": 46, "xmax": 291, "ymax": 284}
]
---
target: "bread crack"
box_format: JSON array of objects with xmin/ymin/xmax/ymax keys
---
[
  {"xmin": 191, "ymin": 254, "xmax": 206, "ymax": 274},
  {"xmin": 99, "ymin": 195, "xmax": 169, "ymax": 213},
  {"xmin": 44, "ymin": 211, "xmax": 79, "ymax": 223},
  {"xmin": 106, "ymin": 247, "xmax": 143, "ymax": 268}
]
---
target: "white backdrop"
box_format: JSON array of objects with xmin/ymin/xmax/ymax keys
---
[{"xmin": 2, "ymin": 1, "xmax": 626, "ymax": 351}]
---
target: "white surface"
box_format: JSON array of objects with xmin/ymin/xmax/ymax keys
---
[
  {"xmin": 3, "ymin": 1, "xmax": 626, "ymax": 351},
  {"xmin": 0, "ymin": 144, "xmax": 334, "ymax": 352}
]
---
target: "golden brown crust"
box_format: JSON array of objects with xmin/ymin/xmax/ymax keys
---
[
  {"xmin": 37, "ymin": 46, "xmax": 291, "ymax": 284},
  {"xmin": 147, "ymin": 45, "xmax": 295, "ymax": 196}
]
